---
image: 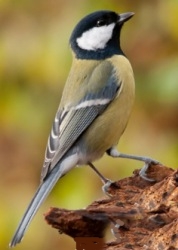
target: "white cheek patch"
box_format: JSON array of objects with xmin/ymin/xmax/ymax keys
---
[{"xmin": 76, "ymin": 23, "xmax": 115, "ymax": 51}]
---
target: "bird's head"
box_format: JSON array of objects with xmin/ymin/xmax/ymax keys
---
[{"xmin": 70, "ymin": 10, "xmax": 134, "ymax": 60}]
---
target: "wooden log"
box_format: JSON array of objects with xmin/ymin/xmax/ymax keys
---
[{"xmin": 45, "ymin": 164, "xmax": 178, "ymax": 249}]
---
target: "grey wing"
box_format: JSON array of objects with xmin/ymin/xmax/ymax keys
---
[
  {"xmin": 41, "ymin": 72, "xmax": 121, "ymax": 181},
  {"xmin": 41, "ymin": 110, "xmax": 62, "ymax": 179}
]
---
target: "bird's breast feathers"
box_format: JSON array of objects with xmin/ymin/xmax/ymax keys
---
[{"xmin": 79, "ymin": 55, "xmax": 135, "ymax": 156}]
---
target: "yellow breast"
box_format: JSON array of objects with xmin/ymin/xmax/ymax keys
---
[{"xmin": 83, "ymin": 55, "xmax": 135, "ymax": 157}]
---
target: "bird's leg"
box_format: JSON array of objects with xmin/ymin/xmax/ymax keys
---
[
  {"xmin": 88, "ymin": 162, "xmax": 108, "ymax": 184},
  {"xmin": 107, "ymin": 147, "xmax": 160, "ymax": 182},
  {"xmin": 88, "ymin": 162, "xmax": 113, "ymax": 195}
]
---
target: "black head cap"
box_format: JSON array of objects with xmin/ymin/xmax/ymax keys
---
[{"xmin": 70, "ymin": 10, "xmax": 134, "ymax": 60}]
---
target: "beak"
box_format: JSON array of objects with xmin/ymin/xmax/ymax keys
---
[{"xmin": 118, "ymin": 12, "xmax": 134, "ymax": 23}]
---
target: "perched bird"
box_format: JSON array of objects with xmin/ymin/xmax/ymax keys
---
[{"xmin": 10, "ymin": 10, "xmax": 157, "ymax": 247}]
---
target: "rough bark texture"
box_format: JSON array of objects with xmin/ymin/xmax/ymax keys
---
[{"xmin": 45, "ymin": 164, "xmax": 178, "ymax": 250}]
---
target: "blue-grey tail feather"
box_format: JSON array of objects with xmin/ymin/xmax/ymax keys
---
[{"xmin": 9, "ymin": 166, "xmax": 63, "ymax": 247}]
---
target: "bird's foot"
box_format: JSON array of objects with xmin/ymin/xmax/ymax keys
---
[
  {"xmin": 139, "ymin": 158, "xmax": 160, "ymax": 182},
  {"xmin": 102, "ymin": 179, "xmax": 114, "ymax": 197}
]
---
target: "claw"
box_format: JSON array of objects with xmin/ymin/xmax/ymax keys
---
[
  {"xmin": 102, "ymin": 179, "xmax": 114, "ymax": 197},
  {"xmin": 110, "ymin": 218, "xmax": 124, "ymax": 240},
  {"xmin": 139, "ymin": 160, "xmax": 160, "ymax": 182}
]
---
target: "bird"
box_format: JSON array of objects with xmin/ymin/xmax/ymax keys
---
[{"xmin": 9, "ymin": 10, "xmax": 158, "ymax": 247}]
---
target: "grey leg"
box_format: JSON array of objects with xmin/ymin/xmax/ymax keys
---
[
  {"xmin": 88, "ymin": 162, "xmax": 113, "ymax": 195},
  {"xmin": 107, "ymin": 147, "xmax": 160, "ymax": 182}
]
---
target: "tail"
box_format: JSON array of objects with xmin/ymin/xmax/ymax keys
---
[{"xmin": 9, "ymin": 166, "xmax": 63, "ymax": 247}]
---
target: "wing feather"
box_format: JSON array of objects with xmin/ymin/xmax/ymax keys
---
[{"xmin": 41, "ymin": 61, "xmax": 121, "ymax": 180}]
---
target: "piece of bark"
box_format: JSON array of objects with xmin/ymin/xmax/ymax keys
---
[{"xmin": 45, "ymin": 164, "xmax": 178, "ymax": 249}]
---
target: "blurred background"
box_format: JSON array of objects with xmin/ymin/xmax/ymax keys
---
[{"xmin": 0, "ymin": 0, "xmax": 178, "ymax": 249}]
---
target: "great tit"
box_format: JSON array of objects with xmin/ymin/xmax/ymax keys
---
[{"xmin": 10, "ymin": 10, "xmax": 158, "ymax": 247}]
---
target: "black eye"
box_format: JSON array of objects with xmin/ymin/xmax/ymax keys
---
[{"xmin": 96, "ymin": 19, "xmax": 107, "ymax": 27}]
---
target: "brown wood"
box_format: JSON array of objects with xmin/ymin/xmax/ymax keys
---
[{"xmin": 45, "ymin": 164, "xmax": 178, "ymax": 249}]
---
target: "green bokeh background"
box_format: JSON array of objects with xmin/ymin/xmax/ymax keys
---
[{"xmin": 1, "ymin": 0, "xmax": 178, "ymax": 249}]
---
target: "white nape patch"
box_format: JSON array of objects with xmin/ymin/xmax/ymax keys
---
[{"xmin": 77, "ymin": 23, "xmax": 115, "ymax": 51}]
